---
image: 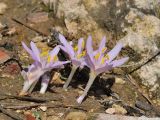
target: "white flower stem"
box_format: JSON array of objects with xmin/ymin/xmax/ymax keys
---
[
  {"xmin": 63, "ymin": 65, "xmax": 78, "ymax": 89},
  {"xmin": 40, "ymin": 82, "xmax": 48, "ymax": 94},
  {"xmin": 77, "ymin": 71, "xmax": 97, "ymax": 104},
  {"xmin": 28, "ymin": 80, "xmax": 38, "ymax": 93},
  {"xmin": 22, "ymin": 80, "xmax": 33, "ymax": 93},
  {"xmin": 40, "ymin": 73, "xmax": 50, "ymax": 94}
]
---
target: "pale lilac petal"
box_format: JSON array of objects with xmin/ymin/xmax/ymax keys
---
[
  {"xmin": 49, "ymin": 46, "xmax": 60, "ymax": 60},
  {"xmin": 97, "ymin": 54, "xmax": 104, "ymax": 65},
  {"xmin": 30, "ymin": 41, "xmax": 41, "ymax": 61},
  {"xmin": 50, "ymin": 61, "xmax": 70, "ymax": 69},
  {"xmin": 98, "ymin": 36, "xmax": 106, "ymax": 52},
  {"xmin": 22, "ymin": 42, "xmax": 37, "ymax": 61},
  {"xmin": 71, "ymin": 58, "xmax": 81, "ymax": 66},
  {"xmin": 85, "ymin": 54, "xmax": 95, "ymax": 69},
  {"xmin": 86, "ymin": 36, "xmax": 93, "ymax": 54},
  {"xmin": 107, "ymin": 42, "xmax": 123, "ymax": 62},
  {"xmin": 28, "ymin": 62, "xmax": 41, "ymax": 72},
  {"xmin": 77, "ymin": 38, "xmax": 84, "ymax": 55},
  {"xmin": 59, "ymin": 45, "xmax": 68, "ymax": 54},
  {"xmin": 59, "ymin": 34, "xmax": 74, "ymax": 57},
  {"xmin": 28, "ymin": 64, "xmax": 36, "ymax": 72},
  {"xmin": 111, "ymin": 57, "xmax": 129, "ymax": 67},
  {"xmin": 27, "ymin": 64, "xmax": 44, "ymax": 83},
  {"xmin": 95, "ymin": 64, "xmax": 113, "ymax": 75},
  {"xmin": 86, "ymin": 36, "xmax": 95, "ymax": 65},
  {"xmin": 97, "ymin": 37, "xmax": 106, "ymax": 63}
]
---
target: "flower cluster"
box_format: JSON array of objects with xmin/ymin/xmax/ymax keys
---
[
  {"xmin": 20, "ymin": 42, "xmax": 69, "ymax": 95},
  {"xmin": 21, "ymin": 34, "xmax": 128, "ymax": 104}
]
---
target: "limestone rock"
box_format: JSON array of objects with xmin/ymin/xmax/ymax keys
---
[
  {"xmin": 53, "ymin": 0, "xmax": 109, "ymax": 46},
  {"xmin": 120, "ymin": 8, "xmax": 160, "ymax": 96},
  {"xmin": 95, "ymin": 114, "xmax": 160, "ymax": 120},
  {"xmin": 133, "ymin": 0, "xmax": 160, "ymax": 11}
]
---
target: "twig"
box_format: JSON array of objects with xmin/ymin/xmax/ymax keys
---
[
  {"xmin": 0, "ymin": 93, "xmax": 61, "ymax": 103},
  {"xmin": 125, "ymin": 74, "xmax": 153, "ymax": 105},
  {"xmin": 11, "ymin": 18, "xmax": 48, "ymax": 36},
  {"xmin": 0, "ymin": 105, "xmax": 23, "ymax": 120},
  {"xmin": 2, "ymin": 104, "xmax": 39, "ymax": 110},
  {"xmin": 1, "ymin": 103, "xmax": 87, "ymax": 112},
  {"xmin": 129, "ymin": 50, "xmax": 160, "ymax": 74}
]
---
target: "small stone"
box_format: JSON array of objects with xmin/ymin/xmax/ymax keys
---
[
  {"xmin": 115, "ymin": 77, "xmax": 126, "ymax": 84},
  {"xmin": 6, "ymin": 27, "xmax": 17, "ymax": 36},
  {"xmin": 0, "ymin": 50, "xmax": 10, "ymax": 64},
  {"xmin": 19, "ymin": 91, "xmax": 28, "ymax": 96},
  {"xmin": 105, "ymin": 108, "xmax": 116, "ymax": 114},
  {"xmin": 32, "ymin": 36, "xmax": 44, "ymax": 42},
  {"xmin": 65, "ymin": 112, "xmax": 87, "ymax": 120},
  {"xmin": 27, "ymin": 12, "xmax": 49, "ymax": 23},
  {"xmin": 0, "ymin": 3, "xmax": 7, "ymax": 14},
  {"xmin": 39, "ymin": 106, "xmax": 47, "ymax": 112},
  {"xmin": 51, "ymin": 72, "xmax": 64, "ymax": 85},
  {"xmin": 16, "ymin": 110, "xmax": 22, "ymax": 113},
  {"xmin": 105, "ymin": 104, "xmax": 127, "ymax": 115}
]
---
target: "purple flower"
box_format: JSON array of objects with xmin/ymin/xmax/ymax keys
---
[
  {"xmin": 58, "ymin": 34, "xmax": 86, "ymax": 89},
  {"xmin": 20, "ymin": 41, "xmax": 70, "ymax": 94},
  {"xmin": 77, "ymin": 36, "xmax": 129, "ymax": 104}
]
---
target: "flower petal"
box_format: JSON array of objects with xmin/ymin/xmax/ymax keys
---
[
  {"xmin": 30, "ymin": 41, "xmax": 41, "ymax": 62},
  {"xmin": 85, "ymin": 53, "xmax": 95, "ymax": 70},
  {"xmin": 71, "ymin": 58, "xmax": 81, "ymax": 66},
  {"xmin": 86, "ymin": 36, "xmax": 95, "ymax": 66},
  {"xmin": 111, "ymin": 57, "xmax": 129, "ymax": 67},
  {"xmin": 86, "ymin": 36, "xmax": 93, "ymax": 54},
  {"xmin": 95, "ymin": 64, "xmax": 113, "ymax": 75},
  {"xmin": 28, "ymin": 69, "xmax": 44, "ymax": 84},
  {"xmin": 107, "ymin": 42, "xmax": 123, "ymax": 62},
  {"xmin": 49, "ymin": 61, "xmax": 70, "ymax": 69},
  {"xmin": 59, "ymin": 45, "xmax": 68, "ymax": 54},
  {"xmin": 22, "ymin": 42, "xmax": 37, "ymax": 61},
  {"xmin": 77, "ymin": 38, "xmax": 84, "ymax": 55},
  {"xmin": 49, "ymin": 46, "xmax": 60, "ymax": 60},
  {"xmin": 59, "ymin": 34, "xmax": 74, "ymax": 57},
  {"xmin": 98, "ymin": 36, "xmax": 106, "ymax": 52}
]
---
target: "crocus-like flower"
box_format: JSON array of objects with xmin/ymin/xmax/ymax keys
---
[
  {"xmin": 20, "ymin": 41, "xmax": 69, "ymax": 94},
  {"xmin": 59, "ymin": 34, "xmax": 86, "ymax": 89},
  {"xmin": 77, "ymin": 36, "xmax": 129, "ymax": 104}
]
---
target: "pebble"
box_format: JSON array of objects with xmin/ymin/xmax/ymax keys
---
[
  {"xmin": 39, "ymin": 106, "xmax": 47, "ymax": 112},
  {"xmin": 115, "ymin": 77, "xmax": 126, "ymax": 84},
  {"xmin": 0, "ymin": 50, "xmax": 10, "ymax": 64},
  {"xmin": 105, "ymin": 104, "xmax": 127, "ymax": 115}
]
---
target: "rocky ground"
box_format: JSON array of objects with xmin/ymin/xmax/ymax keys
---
[{"xmin": 0, "ymin": 0, "xmax": 160, "ymax": 120}]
